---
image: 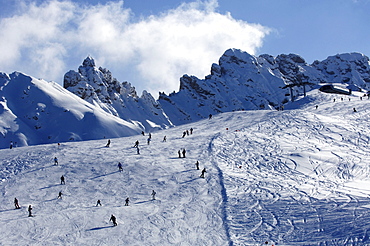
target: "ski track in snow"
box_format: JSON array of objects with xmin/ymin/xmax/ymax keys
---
[
  {"xmin": 209, "ymin": 94, "xmax": 370, "ymax": 245},
  {"xmin": 1, "ymin": 92, "xmax": 370, "ymax": 245}
]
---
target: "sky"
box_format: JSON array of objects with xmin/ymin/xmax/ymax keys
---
[{"xmin": 1, "ymin": 0, "xmax": 370, "ymax": 96}]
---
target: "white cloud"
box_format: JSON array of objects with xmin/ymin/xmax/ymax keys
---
[{"xmin": 0, "ymin": 0, "xmax": 270, "ymax": 95}]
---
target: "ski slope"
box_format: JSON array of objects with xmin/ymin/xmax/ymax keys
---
[{"xmin": 1, "ymin": 90, "xmax": 370, "ymax": 245}]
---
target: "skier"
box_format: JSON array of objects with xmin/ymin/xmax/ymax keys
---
[
  {"xmin": 209, "ymin": 114, "xmax": 212, "ymax": 119},
  {"xmin": 96, "ymin": 199, "xmax": 102, "ymax": 206},
  {"xmin": 136, "ymin": 146, "xmax": 140, "ymax": 155},
  {"xmin": 133, "ymin": 140, "xmax": 139, "ymax": 148},
  {"xmin": 151, "ymin": 190, "xmax": 156, "ymax": 200},
  {"xmin": 195, "ymin": 161, "xmax": 199, "ymax": 170},
  {"xmin": 148, "ymin": 133, "xmax": 152, "ymax": 139},
  {"xmin": 60, "ymin": 175, "xmax": 65, "ymax": 185},
  {"xmin": 163, "ymin": 136, "xmax": 167, "ymax": 142},
  {"xmin": 141, "ymin": 131, "xmax": 145, "ymax": 136},
  {"xmin": 182, "ymin": 149, "xmax": 186, "ymax": 158},
  {"xmin": 125, "ymin": 197, "xmax": 129, "ymax": 206},
  {"xmin": 54, "ymin": 157, "xmax": 58, "ymax": 165},
  {"xmin": 14, "ymin": 198, "xmax": 20, "ymax": 209},
  {"xmin": 57, "ymin": 191, "xmax": 63, "ymax": 199},
  {"xmin": 118, "ymin": 162, "xmax": 123, "ymax": 172},
  {"xmin": 190, "ymin": 128, "xmax": 193, "ymax": 134},
  {"xmin": 147, "ymin": 137, "xmax": 151, "ymax": 145},
  {"xmin": 28, "ymin": 205, "xmax": 33, "ymax": 217},
  {"xmin": 353, "ymin": 107, "xmax": 357, "ymax": 112},
  {"xmin": 106, "ymin": 139, "xmax": 111, "ymax": 147},
  {"xmin": 110, "ymin": 214, "xmax": 117, "ymax": 226},
  {"xmin": 186, "ymin": 130, "xmax": 189, "ymax": 136},
  {"xmin": 182, "ymin": 131, "xmax": 186, "ymax": 138},
  {"xmin": 200, "ymin": 168, "xmax": 206, "ymax": 178},
  {"xmin": 9, "ymin": 141, "xmax": 13, "ymax": 149},
  {"xmin": 178, "ymin": 150, "xmax": 181, "ymax": 158}
]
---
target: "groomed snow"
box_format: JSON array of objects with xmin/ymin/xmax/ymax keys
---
[{"xmin": 1, "ymin": 90, "xmax": 370, "ymax": 245}]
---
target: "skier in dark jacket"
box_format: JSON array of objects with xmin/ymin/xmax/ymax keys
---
[
  {"xmin": 28, "ymin": 205, "xmax": 33, "ymax": 217},
  {"xmin": 96, "ymin": 200, "xmax": 102, "ymax": 206},
  {"xmin": 195, "ymin": 161, "xmax": 199, "ymax": 170},
  {"xmin": 60, "ymin": 175, "xmax": 65, "ymax": 185},
  {"xmin": 125, "ymin": 197, "xmax": 129, "ymax": 206},
  {"xmin": 133, "ymin": 140, "xmax": 139, "ymax": 148},
  {"xmin": 118, "ymin": 162, "xmax": 123, "ymax": 172},
  {"xmin": 182, "ymin": 149, "xmax": 186, "ymax": 158},
  {"xmin": 178, "ymin": 150, "xmax": 181, "ymax": 158},
  {"xmin": 54, "ymin": 157, "xmax": 58, "ymax": 165},
  {"xmin": 58, "ymin": 191, "xmax": 63, "ymax": 199},
  {"xmin": 151, "ymin": 190, "xmax": 156, "ymax": 200},
  {"xmin": 200, "ymin": 168, "xmax": 206, "ymax": 178},
  {"xmin": 106, "ymin": 139, "xmax": 111, "ymax": 147},
  {"xmin": 14, "ymin": 198, "xmax": 20, "ymax": 209},
  {"xmin": 110, "ymin": 214, "xmax": 117, "ymax": 226}
]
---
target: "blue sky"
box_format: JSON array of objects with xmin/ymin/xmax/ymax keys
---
[{"xmin": 1, "ymin": 0, "xmax": 369, "ymax": 95}]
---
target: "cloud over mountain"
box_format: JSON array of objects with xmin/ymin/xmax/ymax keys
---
[{"xmin": 0, "ymin": 0, "xmax": 270, "ymax": 94}]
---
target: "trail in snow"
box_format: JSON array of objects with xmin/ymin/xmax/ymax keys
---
[
  {"xmin": 0, "ymin": 115, "xmax": 231, "ymax": 245},
  {"xmin": 1, "ymin": 91, "xmax": 370, "ymax": 245},
  {"xmin": 209, "ymin": 92, "xmax": 370, "ymax": 245}
]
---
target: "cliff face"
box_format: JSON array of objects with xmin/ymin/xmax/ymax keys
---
[
  {"xmin": 158, "ymin": 49, "xmax": 370, "ymax": 125},
  {"xmin": 63, "ymin": 56, "xmax": 173, "ymax": 131}
]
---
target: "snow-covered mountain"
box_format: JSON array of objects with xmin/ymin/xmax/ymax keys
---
[
  {"xmin": 0, "ymin": 72, "xmax": 141, "ymax": 149},
  {"xmin": 1, "ymin": 89, "xmax": 370, "ymax": 245},
  {"xmin": 63, "ymin": 56, "xmax": 173, "ymax": 130},
  {"xmin": 2, "ymin": 48, "xmax": 370, "ymax": 149},
  {"xmin": 159, "ymin": 49, "xmax": 370, "ymax": 125}
]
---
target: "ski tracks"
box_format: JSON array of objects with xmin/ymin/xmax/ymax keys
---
[{"xmin": 209, "ymin": 110, "xmax": 370, "ymax": 245}]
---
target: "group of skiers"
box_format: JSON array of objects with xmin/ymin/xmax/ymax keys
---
[
  {"xmin": 178, "ymin": 149, "xmax": 186, "ymax": 158},
  {"xmin": 107, "ymin": 190, "xmax": 157, "ymax": 226},
  {"xmin": 182, "ymin": 128, "xmax": 194, "ymax": 138},
  {"xmin": 11, "ymin": 127, "xmax": 208, "ymax": 228},
  {"xmin": 13, "ymin": 198, "xmax": 33, "ymax": 217}
]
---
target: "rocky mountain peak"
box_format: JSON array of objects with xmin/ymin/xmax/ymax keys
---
[
  {"xmin": 63, "ymin": 56, "xmax": 172, "ymax": 131},
  {"xmin": 82, "ymin": 56, "xmax": 96, "ymax": 67},
  {"xmin": 159, "ymin": 49, "xmax": 370, "ymax": 125}
]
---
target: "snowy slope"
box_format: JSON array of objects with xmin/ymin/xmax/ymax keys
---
[
  {"xmin": 1, "ymin": 89, "xmax": 370, "ymax": 245},
  {"xmin": 0, "ymin": 72, "xmax": 142, "ymax": 149}
]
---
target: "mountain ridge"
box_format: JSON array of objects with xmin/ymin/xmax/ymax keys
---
[{"xmin": 1, "ymin": 48, "xmax": 370, "ymax": 148}]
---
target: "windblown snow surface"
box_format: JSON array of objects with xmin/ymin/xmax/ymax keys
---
[{"xmin": 1, "ymin": 90, "xmax": 370, "ymax": 246}]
